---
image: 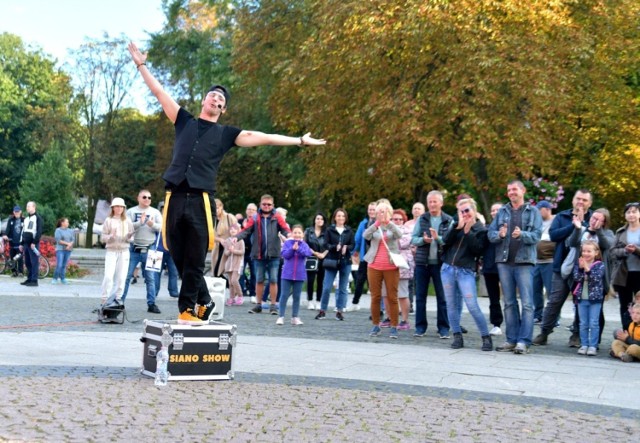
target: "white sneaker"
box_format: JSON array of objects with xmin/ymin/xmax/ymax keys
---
[
  {"xmin": 346, "ymin": 304, "xmax": 361, "ymax": 312},
  {"xmin": 307, "ymin": 300, "xmax": 316, "ymax": 310},
  {"xmin": 276, "ymin": 317, "xmax": 284, "ymax": 325},
  {"xmin": 291, "ymin": 317, "xmax": 303, "ymax": 326},
  {"xmin": 587, "ymin": 346, "xmax": 597, "ymax": 356},
  {"xmin": 577, "ymin": 346, "xmax": 587, "ymax": 355},
  {"xmin": 333, "ymin": 307, "xmax": 338, "ymax": 312},
  {"xmin": 489, "ymin": 326, "xmax": 502, "ymax": 336},
  {"xmin": 251, "ymin": 296, "xmax": 257, "ymax": 304}
]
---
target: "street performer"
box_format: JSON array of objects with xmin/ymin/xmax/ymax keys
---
[{"xmin": 128, "ymin": 42, "xmax": 326, "ymax": 325}]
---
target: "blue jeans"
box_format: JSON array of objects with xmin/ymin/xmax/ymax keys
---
[
  {"xmin": 578, "ymin": 300, "xmax": 601, "ymax": 347},
  {"xmin": 154, "ymin": 252, "xmax": 179, "ymax": 297},
  {"xmin": 441, "ymin": 264, "xmax": 489, "ymax": 336},
  {"xmin": 279, "ymin": 279, "xmax": 304, "ymax": 318},
  {"xmin": 497, "ymin": 264, "xmax": 535, "ymax": 346},
  {"xmin": 239, "ymin": 253, "xmax": 256, "ymax": 296},
  {"xmin": 414, "ymin": 263, "xmax": 449, "ymax": 335},
  {"xmin": 532, "ymin": 262, "xmax": 553, "ymax": 320},
  {"xmin": 320, "ymin": 262, "xmax": 352, "ymax": 312},
  {"xmin": 54, "ymin": 250, "xmax": 71, "ymax": 280},
  {"xmin": 121, "ymin": 246, "xmax": 156, "ymax": 306}
]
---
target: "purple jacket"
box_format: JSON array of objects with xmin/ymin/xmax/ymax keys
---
[{"xmin": 281, "ymin": 239, "xmax": 313, "ymax": 281}]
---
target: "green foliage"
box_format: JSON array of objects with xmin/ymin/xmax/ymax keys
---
[
  {"xmin": 101, "ymin": 108, "xmax": 159, "ymax": 201},
  {"xmin": 18, "ymin": 147, "xmax": 84, "ymax": 234},
  {"xmin": 149, "ymin": 0, "xmax": 236, "ymax": 108},
  {"xmin": 0, "ymin": 33, "xmax": 76, "ymax": 214},
  {"xmin": 68, "ymin": 35, "xmax": 141, "ymax": 246}
]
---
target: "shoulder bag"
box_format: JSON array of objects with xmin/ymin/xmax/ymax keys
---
[
  {"xmin": 305, "ymin": 257, "xmax": 319, "ymax": 271},
  {"xmin": 379, "ymin": 227, "xmax": 409, "ymax": 270}
]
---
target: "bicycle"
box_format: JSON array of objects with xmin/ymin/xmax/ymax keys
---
[{"xmin": 0, "ymin": 240, "xmax": 50, "ymax": 279}]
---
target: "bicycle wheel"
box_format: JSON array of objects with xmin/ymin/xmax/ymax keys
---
[
  {"xmin": 0, "ymin": 253, "xmax": 6, "ymax": 274},
  {"xmin": 38, "ymin": 256, "xmax": 50, "ymax": 279}
]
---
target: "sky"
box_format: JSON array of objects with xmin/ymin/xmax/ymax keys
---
[{"xmin": 0, "ymin": 0, "xmax": 166, "ymax": 63}]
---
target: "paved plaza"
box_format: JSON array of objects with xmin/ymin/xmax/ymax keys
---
[{"xmin": 1, "ymin": 249, "xmax": 638, "ymax": 442}]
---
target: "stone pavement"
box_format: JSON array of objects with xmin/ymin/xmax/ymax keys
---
[{"xmin": 1, "ymin": 251, "xmax": 639, "ymax": 441}]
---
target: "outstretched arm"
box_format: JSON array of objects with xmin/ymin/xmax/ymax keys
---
[
  {"xmin": 128, "ymin": 42, "xmax": 180, "ymax": 124},
  {"xmin": 235, "ymin": 131, "xmax": 326, "ymax": 148}
]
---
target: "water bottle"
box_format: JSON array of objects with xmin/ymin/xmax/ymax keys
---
[
  {"xmin": 13, "ymin": 253, "xmax": 22, "ymax": 261},
  {"xmin": 32, "ymin": 247, "xmax": 41, "ymax": 257},
  {"xmin": 154, "ymin": 324, "xmax": 173, "ymax": 387},
  {"xmin": 154, "ymin": 348, "xmax": 169, "ymax": 386}
]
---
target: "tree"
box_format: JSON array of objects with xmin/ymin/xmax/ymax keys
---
[
  {"xmin": 101, "ymin": 108, "xmax": 159, "ymax": 201},
  {"xmin": 18, "ymin": 146, "xmax": 84, "ymax": 235},
  {"xmin": 0, "ymin": 33, "xmax": 76, "ymax": 214},
  {"xmin": 148, "ymin": 0, "xmax": 236, "ymax": 108},
  {"xmin": 233, "ymin": 0, "xmax": 640, "ymax": 217},
  {"xmin": 68, "ymin": 35, "xmax": 140, "ymax": 247}
]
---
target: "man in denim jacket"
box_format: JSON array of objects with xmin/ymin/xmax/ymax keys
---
[{"xmin": 488, "ymin": 180, "xmax": 542, "ymax": 354}]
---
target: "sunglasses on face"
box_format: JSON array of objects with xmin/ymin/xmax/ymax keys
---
[
  {"xmin": 141, "ymin": 196, "xmax": 152, "ymax": 200},
  {"xmin": 460, "ymin": 207, "xmax": 472, "ymax": 214},
  {"xmin": 261, "ymin": 203, "xmax": 273, "ymax": 207}
]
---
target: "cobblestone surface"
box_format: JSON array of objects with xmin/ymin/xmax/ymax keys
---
[{"xmin": 0, "ymin": 372, "xmax": 638, "ymax": 442}]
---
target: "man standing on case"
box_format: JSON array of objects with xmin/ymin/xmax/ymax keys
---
[{"xmin": 128, "ymin": 42, "xmax": 326, "ymax": 325}]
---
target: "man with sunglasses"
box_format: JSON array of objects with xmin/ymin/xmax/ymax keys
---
[
  {"xmin": 533, "ymin": 189, "xmax": 594, "ymax": 347},
  {"xmin": 121, "ymin": 190, "xmax": 163, "ymax": 313},
  {"xmin": 128, "ymin": 42, "xmax": 325, "ymax": 325},
  {"xmin": 234, "ymin": 195, "xmax": 290, "ymax": 314}
]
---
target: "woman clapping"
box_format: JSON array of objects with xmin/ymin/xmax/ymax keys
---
[{"xmin": 440, "ymin": 198, "xmax": 492, "ymax": 351}]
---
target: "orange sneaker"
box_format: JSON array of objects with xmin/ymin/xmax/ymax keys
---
[
  {"xmin": 196, "ymin": 301, "xmax": 215, "ymax": 322},
  {"xmin": 178, "ymin": 308, "xmax": 205, "ymax": 325}
]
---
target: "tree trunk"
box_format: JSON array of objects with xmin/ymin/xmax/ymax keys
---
[{"xmin": 85, "ymin": 197, "xmax": 97, "ymax": 248}]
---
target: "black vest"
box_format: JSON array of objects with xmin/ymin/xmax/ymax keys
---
[{"xmin": 163, "ymin": 118, "xmax": 226, "ymax": 193}]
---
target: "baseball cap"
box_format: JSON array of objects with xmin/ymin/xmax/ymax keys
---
[
  {"xmin": 536, "ymin": 201, "xmax": 552, "ymax": 209},
  {"xmin": 208, "ymin": 85, "xmax": 230, "ymax": 106},
  {"xmin": 13, "ymin": 205, "xmax": 21, "ymax": 212}
]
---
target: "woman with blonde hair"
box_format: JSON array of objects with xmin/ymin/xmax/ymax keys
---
[
  {"xmin": 441, "ymin": 198, "xmax": 492, "ymax": 351},
  {"xmin": 100, "ymin": 198, "xmax": 134, "ymax": 306},
  {"xmin": 210, "ymin": 198, "xmax": 237, "ymax": 277},
  {"xmin": 365, "ymin": 201, "xmax": 403, "ymax": 338}
]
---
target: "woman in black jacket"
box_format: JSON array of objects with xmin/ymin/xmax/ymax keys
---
[
  {"xmin": 316, "ymin": 208, "xmax": 355, "ymax": 321},
  {"xmin": 304, "ymin": 212, "xmax": 328, "ymax": 310},
  {"xmin": 441, "ymin": 198, "xmax": 492, "ymax": 351}
]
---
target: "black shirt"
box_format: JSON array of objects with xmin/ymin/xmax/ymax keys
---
[{"xmin": 163, "ymin": 108, "xmax": 242, "ymax": 193}]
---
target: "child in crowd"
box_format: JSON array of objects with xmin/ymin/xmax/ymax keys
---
[
  {"xmin": 611, "ymin": 304, "xmax": 640, "ymax": 362},
  {"xmin": 223, "ymin": 224, "xmax": 245, "ymax": 306},
  {"xmin": 572, "ymin": 240, "xmax": 605, "ymax": 356},
  {"xmin": 622, "ymin": 291, "xmax": 640, "ymax": 328},
  {"xmin": 277, "ymin": 225, "xmax": 313, "ymax": 325}
]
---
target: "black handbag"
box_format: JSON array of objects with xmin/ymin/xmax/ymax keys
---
[
  {"xmin": 323, "ymin": 258, "xmax": 340, "ymax": 270},
  {"xmin": 305, "ymin": 257, "xmax": 319, "ymax": 271}
]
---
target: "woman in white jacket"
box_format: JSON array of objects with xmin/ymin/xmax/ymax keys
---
[{"xmin": 100, "ymin": 198, "xmax": 134, "ymax": 306}]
